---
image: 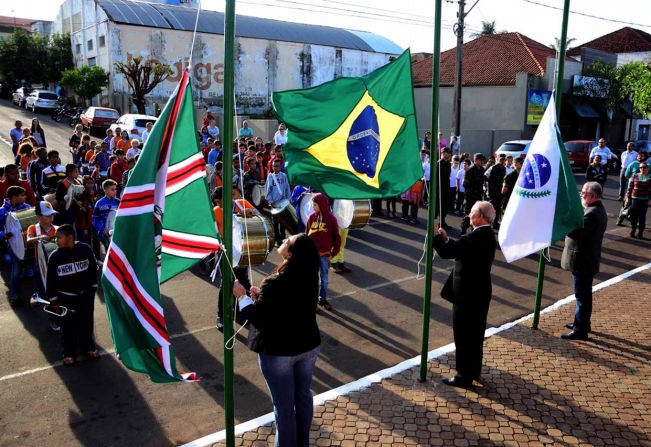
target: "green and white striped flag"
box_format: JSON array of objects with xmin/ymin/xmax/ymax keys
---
[
  {"xmin": 498, "ymin": 94, "xmax": 583, "ymax": 263},
  {"xmin": 101, "ymin": 70, "xmax": 221, "ymax": 383}
]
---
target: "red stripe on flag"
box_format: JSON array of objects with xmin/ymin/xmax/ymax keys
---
[
  {"xmin": 162, "ymin": 234, "xmax": 221, "ymax": 251},
  {"xmin": 120, "ymin": 190, "xmax": 155, "ymax": 209},
  {"xmin": 167, "ymin": 161, "xmax": 205, "ymax": 190},
  {"xmin": 158, "ymin": 71, "xmax": 189, "ymax": 169},
  {"xmin": 121, "ymin": 190, "xmax": 154, "ymax": 202},
  {"xmin": 106, "ymin": 253, "xmax": 169, "ymax": 342}
]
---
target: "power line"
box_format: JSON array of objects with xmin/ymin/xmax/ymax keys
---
[
  {"xmin": 523, "ymin": 0, "xmax": 651, "ymax": 29},
  {"xmin": 238, "ymin": 0, "xmax": 483, "ymax": 33}
]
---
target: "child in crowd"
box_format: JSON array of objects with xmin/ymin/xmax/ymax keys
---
[
  {"xmin": 0, "ymin": 186, "xmax": 32, "ymax": 305},
  {"xmin": 92, "ymin": 179, "xmax": 120, "ymax": 252}
]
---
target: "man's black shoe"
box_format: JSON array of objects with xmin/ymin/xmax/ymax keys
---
[
  {"xmin": 339, "ymin": 263, "xmax": 352, "ymax": 273},
  {"xmin": 441, "ymin": 376, "xmax": 473, "ymax": 388},
  {"xmin": 564, "ymin": 323, "xmax": 574, "ymax": 330},
  {"xmin": 561, "ymin": 330, "xmax": 589, "ymax": 341},
  {"xmin": 217, "ymin": 322, "xmax": 224, "ymax": 333}
]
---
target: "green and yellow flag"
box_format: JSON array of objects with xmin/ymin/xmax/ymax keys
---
[{"xmin": 272, "ymin": 50, "xmax": 422, "ymax": 199}]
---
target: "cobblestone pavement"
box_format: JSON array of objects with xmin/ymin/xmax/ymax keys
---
[{"xmin": 214, "ymin": 270, "xmax": 651, "ymax": 447}]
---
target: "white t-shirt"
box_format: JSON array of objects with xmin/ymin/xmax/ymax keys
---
[
  {"xmin": 456, "ymin": 169, "xmax": 466, "ymax": 193},
  {"xmin": 126, "ymin": 147, "xmax": 141, "ymax": 160},
  {"xmin": 450, "ymin": 165, "xmax": 460, "ymax": 188},
  {"xmin": 505, "ymin": 165, "xmax": 514, "ymax": 175},
  {"xmin": 141, "ymin": 129, "xmax": 150, "ymax": 144},
  {"xmin": 274, "ymin": 131, "xmax": 287, "ymax": 146}
]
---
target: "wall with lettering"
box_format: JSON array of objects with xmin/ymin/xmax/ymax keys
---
[{"xmin": 109, "ymin": 23, "xmax": 392, "ymax": 115}]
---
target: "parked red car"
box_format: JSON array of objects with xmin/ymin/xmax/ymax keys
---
[
  {"xmin": 80, "ymin": 107, "xmax": 120, "ymax": 134},
  {"xmin": 564, "ymin": 140, "xmax": 595, "ymax": 170}
]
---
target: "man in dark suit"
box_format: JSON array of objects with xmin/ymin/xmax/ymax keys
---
[
  {"xmin": 433, "ymin": 201, "xmax": 497, "ymax": 387},
  {"xmin": 561, "ymin": 181, "xmax": 608, "ymax": 340}
]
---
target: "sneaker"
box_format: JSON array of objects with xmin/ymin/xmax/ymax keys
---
[
  {"xmin": 332, "ymin": 263, "xmax": 344, "ymax": 274},
  {"xmin": 339, "ymin": 263, "xmax": 352, "ymax": 273},
  {"xmin": 50, "ymin": 321, "xmax": 61, "ymax": 332},
  {"xmin": 217, "ymin": 322, "xmax": 224, "ymax": 333}
]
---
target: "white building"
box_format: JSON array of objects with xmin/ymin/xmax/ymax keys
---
[{"xmin": 53, "ymin": 0, "xmax": 402, "ymax": 117}]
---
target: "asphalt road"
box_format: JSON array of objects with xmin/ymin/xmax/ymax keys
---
[{"xmin": 0, "ymin": 99, "xmax": 648, "ymax": 446}]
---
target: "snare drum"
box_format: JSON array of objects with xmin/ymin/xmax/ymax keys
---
[
  {"xmin": 251, "ymin": 185, "xmax": 268, "ymax": 207},
  {"xmin": 332, "ymin": 199, "xmax": 371, "ymax": 229},
  {"xmin": 232, "ymin": 214, "xmax": 275, "ymax": 266},
  {"xmin": 270, "ymin": 199, "xmax": 298, "ymax": 235},
  {"xmin": 5, "ymin": 208, "xmax": 38, "ymax": 260}
]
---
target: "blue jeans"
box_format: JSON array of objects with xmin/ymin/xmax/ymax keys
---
[
  {"xmin": 318, "ymin": 256, "xmax": 329, "ymax": 301},
  {"xmin": 572, "ymin": 272, "xmax": 594, "ymax": 334},
  {"xmin": 259, "ymin": 346, "xmax": 320, "ymax": 447},
  {"xmin": 8, "ymin": 251, "xmax": 22, "ymax": 299}
]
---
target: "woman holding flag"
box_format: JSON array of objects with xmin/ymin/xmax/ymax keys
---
[{"xmin": 232, "ymin": 233, "xmax": 321, "ymax": 447}]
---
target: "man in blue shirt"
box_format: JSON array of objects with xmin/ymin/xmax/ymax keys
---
[
  {"xmin": 9, "ymin": 120, "xmax": 23, "ymax": 157},
  {"xmin": 207, "ymin": 141, "xmax": 222, "ymax": 165}
]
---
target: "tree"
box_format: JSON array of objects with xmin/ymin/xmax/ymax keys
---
[
  {"xmin": 113, "ymin": 56, "xmax": 172, "ymax": 114},
  {"xmin": 550, "ymin": 37, "xmax": 576, "ymax": 52},
  {"xmin": 0, "ymin": 30, "xmax": 72, "ymax": 87},
  {"xmin": 470, "ymin": 21, "xmax": 500, "ymax": 38},
  {"xmin": 582, "ymin": 60, "xmax": 651, "ymax": 118},
  {"xmin": 60, "ymin": 65, "xmax": 109, "ymax": 106}
]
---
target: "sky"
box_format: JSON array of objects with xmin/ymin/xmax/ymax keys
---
[{"xmin": 0, "ymin": 0, "xmax": 649, "ymax": 53}]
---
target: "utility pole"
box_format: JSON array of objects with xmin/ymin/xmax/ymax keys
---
[{"xmin": 452, "ymin": 0, "xmax": 465, "ymax": 140}]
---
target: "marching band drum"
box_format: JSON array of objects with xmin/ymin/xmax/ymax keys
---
[
  {"xmin": 332, "ymin": 199, "xmax": 371, "ymax": 230},
  {"xmin": 5, "ymin": 208, "xmax": 38, "ymax": 260},
  {"xmin": 232, "ymin": 214, "xmax": 275, "ymax": 266},
  {"xmin": 251, "ymin": 185, "xmax": 268, "ymax": 208},
  {"xmin": 270, "ymin": 198, "xmax": 298, "ymax": 235}
]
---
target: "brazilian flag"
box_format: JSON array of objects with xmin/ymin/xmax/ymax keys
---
[{"xmin": 272, "ymin": 50, "xmax": 422, "ymax": 199}]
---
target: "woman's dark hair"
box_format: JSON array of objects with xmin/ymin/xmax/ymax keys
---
[
  {"xmin": 30, "ymin": 118, "xmax": 43, "ymax": 133},
  {"xmin": 272, "ymin": 234, "xmax": 320, "ymax": 281}
]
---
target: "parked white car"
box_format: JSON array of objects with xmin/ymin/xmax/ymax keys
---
[
  {"xmin": 493, "ymin": 140, "xmax": 532, "ymax": 159},
  {"xmin": 25, "ymin": 90, "xmax": 59, "ymax": 112},
  {"xmin": 109, "ymin": 114, "xmax": 157, "ymax": 142},
  {"xmin": 11, "ymin": 87, "xmax": 33, "ymax": 107}
]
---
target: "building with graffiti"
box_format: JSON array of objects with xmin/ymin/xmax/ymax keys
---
[{"xmin": 53, "ymin": 0, "xmax": 402, "ymax": 117}]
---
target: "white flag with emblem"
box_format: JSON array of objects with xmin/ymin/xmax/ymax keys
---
[{"xmin": 498, "ymin": 94, "xmax": 583, "ymax": 263}]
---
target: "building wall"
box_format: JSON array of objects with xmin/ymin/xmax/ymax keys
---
[
  {"xmin": 414, "ymin": 73, "xmax": 531, "ymax": 155},
  {"xmin": 107, "ymin": 24, "xmax": 391, "ymax": 116},
  {"xmin": 616, "ymin": 51, "xmax": 651, "ymax": 66}
]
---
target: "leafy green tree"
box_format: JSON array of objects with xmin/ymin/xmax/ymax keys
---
[
  {"xmin": 583, "ymin": 60, "xmax": 651, "ymax": 117},
  {"xmin": 113, "ymin": 56, "xmax": 171, "ymax": 114},
  {"xmin": 60, "ymin": 65, "xmax": 109, "ymax": 105},
  {"xmin": 0, "ymin": 30, "xmax": 73, "ymax": 87},
  {"xmin": 550, "ymin": 37, "xmax": 576, "ymax": 52},
  {"xmin": 470, "ymin": 21, "xmax": 502, "ymax": 38}
]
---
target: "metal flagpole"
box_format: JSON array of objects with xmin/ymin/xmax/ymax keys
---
[
  {"xmin": 222, "ymin": 0, "xmax": 236, "ymax": 445},
  {"xmin": 419, "ymin": 0, "xmax": 443, "ymax": 382},
  {"xmin": 532, "ymin": 0, "xmax": 570, "ymax": 330}
]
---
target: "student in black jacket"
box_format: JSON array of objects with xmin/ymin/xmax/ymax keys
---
[
  {"xmin": 47, "ymin": 224, "xmax": 98, "ymax": 366},
  {"xmin": 233, "ymin": 233, "xmax": 321, "ymax": 447}
]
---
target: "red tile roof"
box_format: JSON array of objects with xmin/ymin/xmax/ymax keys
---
[
  {"xmin": 412, "ymin": 32, "xmax": 559, "ymax": 87},
  {"xmin": 0, "ymin": 16, "xmax": 36, "ymax": 28},
  {"xmin": 567, "ymin": 27, "xmax": 651, "ymax": 56}
]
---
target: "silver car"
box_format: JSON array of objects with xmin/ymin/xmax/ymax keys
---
[
  {"xmin": 11, "ymin": 87, "xmax": 32, "ymax": 107},
  {"xmin": 25, "ymin": 90, "xmax": 59, "ymax": 112}
]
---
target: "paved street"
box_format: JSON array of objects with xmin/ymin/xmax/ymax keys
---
[
  {"xmin": 0, "ymin": 99, "xmax": 648, "ymax": 446},
  {"xmin": 215, "ymin": 268, "xmax": 651, "ymax": 447}
]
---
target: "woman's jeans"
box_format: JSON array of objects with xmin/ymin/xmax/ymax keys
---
[
  {"xmin": 318, "ymin": 255, "xmax": 329, "ymax": 301},
  {"xmin": 259, "ymin": 346, "xmax": 320, "ymax": 447}
]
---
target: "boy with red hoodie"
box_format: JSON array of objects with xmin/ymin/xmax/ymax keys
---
[{"xmin": 306, "ymin": 193, "xmax": 341, "ymax": 310}]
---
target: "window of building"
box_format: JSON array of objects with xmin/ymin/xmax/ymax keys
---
[
  {"xmin": 87, "ymin": 39, "xmax": 93, "ymax": 51},
  {"xmin": 75, "ymin": 43, "xmax": 81, "ymax": 54},
  {"xmin": 88, "ymin": 57, "xmax": 96, "ymax": 67},
  {"xmin": 99, "ymin": 35, "xmax": 105, "ymax": 47}
]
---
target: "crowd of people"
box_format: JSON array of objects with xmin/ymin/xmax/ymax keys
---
[{"xmin": 2, "ymin": 113, "xmax": 648, "ymax": 445}]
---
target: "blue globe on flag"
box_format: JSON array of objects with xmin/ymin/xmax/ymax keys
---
[
  {"xmin": 518, "ymin": 154, "xmax": 552, "ymax": 190},
  {"xmin": 347, "ymin": 105, "xmax": 380, "ymax": 178}
]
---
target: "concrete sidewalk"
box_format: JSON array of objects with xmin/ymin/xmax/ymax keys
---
[{"xmin": 212, "ymin": 268, "xmax": 651, "ymax": 447}]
